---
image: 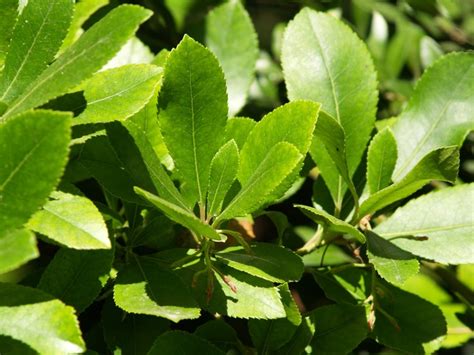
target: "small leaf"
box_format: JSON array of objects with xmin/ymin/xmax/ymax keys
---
[
  {"xmin": 373, "ymin": 279, "xmax": 447, "ymax": 354},
  {"xmin": 102, "ymin": 299, "xmax": 170, "ymax": 354},
  {"xmin": 0, "ymin": 0, "xmax": 73, "ymax": 104},
  {"xmin": 367, "ymin": 128, "xmax": 398, "ymax": 194},
  {"xmin": 135, "ymin": 187, "xmax": 223, "ymax": 241},
  {"xmin": 375, "ymin": 184, "xmax": 474, "ymax": 264},
  {"xmin": 359, "ymin": 146, "xmax": 459, "ymax": 217},
  {"xmin": 225, "ymin": 117, "xmax": 256, "ymax": 150},
  {"xmin": 309, "ymin": 304, "xmax": 368, "ymax": 355},
  {"xmin": 28, "ymin": 192, "xmax": 110, "ymax": 250},
  {"xmin": 207, "ymin": 140, "xmax": 239, "ymax": 217},
  {"xmin": 366, "ymin": 231, "xmax": 419, "ymax": 286},
  {"xmin": 0, "ymin": 110, "xmax": 71, "ymax": 232},
  {"xmin": 114, "ymin": 257, "xmax": 201, "ymax": 323},
  {"xmin": 0, "ymin": 283, "xmax": 85, "ymax": 354},
  {"xmin": 217, "ymin": 243, "xmax": 304, "ymax": 283},
  {"xmin": 296, "ymin": 205, "xmax": 366, "ymax": 243},
  {"xmin": 148, "ymin": 331, "xmax": 225, "ymax": 355},
  {"xmin": 205, "ymin": 0, "xmax": 258, "ymax": 115},
  {"xmin": 392, "ymin": 52, "xmax": 474, "ymax": 180},
  {"xmin": 3, "ymin": 5, "xmax": 152, "ymax": 118},
  {"xmin": 38, "ymin": 244, "xmax": 113, "ymax": 312},
  {"xmin": 0, "ymin": 228, "xmax": 38, "ymax": 274},
  {"xmin": 216, "ymin": 142, "xmax": 302, "ymax": 223},
  {"xmin": 282, "ymin": 8, "xmax": 378, "ymax": 205},
  {"xmin": 159, "ymin": 35, "xmax": 228, "ymax": 207},
  {"xmin": 75, "ymin": 64, "xmax": 162, "ymax": 124},
  {"xmin": 238, "ymin": 101, "xmax": 320, "ymax": 203}
]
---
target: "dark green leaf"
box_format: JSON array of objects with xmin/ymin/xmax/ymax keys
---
[
  {"xmin": 148, "ymin": 331, "xmax": 225, "ymax": 355},
  {"xmin": 367, "ymin": 128, "xmax": 398, "ymax": 194}
]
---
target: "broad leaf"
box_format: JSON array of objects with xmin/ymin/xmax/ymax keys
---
[
  {"xmin": 0, "ymin": 0, "xmax": 18, "ymax": 67},
  {"xmin": 114, "ymin": 257, "xmax": 201, "ymax": 322},
  {"xmin": 249, "ymin": 284, "xmax": 301, "ymax": 353},
  {"xmin": 392, "ymin": 52, "xmax": 474, "ymax": 180},
  {"xmin": 148, "ymin": 331, "xmax": 225, "ymax": 355},
  {"xmin": 159, "ymin": 35, "xmax": 227, "ymax": 207},
  {"xmin": 0, "ymin": 110, "xmax": 71, "ymax": 232},
  {"xmin": 28, "ymin": 192, "xmax": 110, "ymax": 250},
  {"xmin": 309, "ymin": 304, "xmax": 368, "ymax": 355},
  {"xmin": 225, "ymin": 117, "xmax": 256, "ymax": 150},
  {"xmin": 207, "ymin": 140, "xmax": 239, "ymax": 217},
  {"xmin": 0, "ymin": 0, "xmax": 73, "ymax": 104},
  {"xmin": 194, "ymin": 320, "xmax": 241, "ymax": 352},
  {"xmin": 38, "ymin": 245, "xmax": 113, "ymax": 313},
  {"xmin": 0, "ymin": 283, "xmax": 85, "ymax": 354},
  {"xmin": 205, "ymin": 1, "xmax": 258, "ymax": 115},
  {"xmin": 367, "ymin": 128, "xmax": 398, "ymax": 194},
  {"xmin": 375, "ymin": 184, "xmax": 474, "ymax": 264},
  {"xmin": 3, "ymin": 5, "xmax": 152, "ymax": 118},
  {"xmin": 135, "ymin": 187, "xmax": 223, "ymax": 241},
  {"xmin": 216, "ymin": 243, "xmax": 304, "ymax": 283},
  {"xmin": 102, "ymin": 299, "xmax": 169, "ymax": 354},
  {"xmin": 366, "ymin": 231, "xmax": 419, "ymax": 286},
  {"xmin": 238, "ymin": 101, "xmax": 319, "ymax": 202},
  {"xmin": 313, "ymin": 268, "xmax": 371, "ymax": 305},
  {"xmin": 75, "ymin": 64, "xmax": 162, "ymax": 124},
  {"xmin": 282, "ymin": 8, "xmax": 378, "ymax": 205},
  {"xmin": 310, "ymin": 111, "xmax": 359, "ymax": 209},
  {"xmin": 296, "ymin": 205, "xmax": 366, "ymax": 243},
  {"xmin": 0, "ymin": 228, "xmax": 38, "ymax": 274},
  {"xmin": 103, "ymin": 37, "xmax": 154, "ymax": 70},
  {"xmin": 359, "ymin": 146, "xmax": 459, "ymax": 217},
  {"xmin": 216, "ymin": 142, "xmax": 302, "ymax": 224},
  {"xmin": 373, "ymin": 279, "xmax": 447, "ymax": 354},
  {"xmin": 275, "ymin": 316, "xmax": 315, "ymax": 355}
]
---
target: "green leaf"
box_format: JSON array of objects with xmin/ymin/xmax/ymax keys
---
[
  {"xmin": 238, "ymin": 101, "xmax": 320, "ymax": 202},
  {"xmin": 75, "ymin": 64, "xmax": 162, "ymax": 124},
  {"xmin": 38, "ymin": 245, "xmax": 113, "ymax": 312},
  {"xmin": 27, "ymin": 192, "xmax": 110, "ymax": 250},
  {"xmin": 189, "ymin": 263, "xmax": 286, "ymax": 320},
  {"xmin": 0, "ymin": 110, "xmax": 71, "ymax": 232},
  {"xmin": 392, "ymin": 52, "xmax": 474, "ymax": 180},
  {"xmin": 159, "ymin": 35, "xmax": 227, "ymax": 207},
  {"xmin": 373, "ymin": 280, "xmax": 447, "ymax": 354},
  {"xmin": 123, "ymin": 119, "xmax": 189, "ymax": 209},
  {"xmin": 313, "ymin": 268, "xmax": 371, "ymax": 305},
  {"xmin": 0, "ymin": 228, "xmax": 38, "ymax": 274},
  {"xmin": 249, "ymin": 284, "xmax": 301, "ymax": 353},
  {"xmin": 225, "ymin": 117, "xmax": 256, "ymax": 150},
  {"xmin": 205, "ymin": 1, "xmax": 258, "ymax": 115},
  {"xmin": 0, "ymin": 0, "xmax": 18, "ymax": 67},
  {"xmin": 78, "ymin": 135, "xmax": 145, "ymax": 204},
  {"xmin": 375, "ymin": 184, "xmax": 474, "ymax": 264},
  {"xmin": 282, "ymin": 8, "xmax": 378, "ymax": 205},
  {"xmin": 366, "ymin": 231, "xmax": 419, "ymax": 286},
  {"xmin": 359, "ymin": 146, "xmax": 459, "ymax": 217},
  {"xmin": 148, "ymin": 331, "xmax": 225, "ymax": 355},
  {"xmin": 102, "ymin": 299, "xmax": 170, "ymax": 354},
  {"xmin": 135, "ymin": 187, "xmax": 223, "ymax": 241},
  {"xmin": 367, "ymin": 128, "xmax": 398, "ymax": 194},
  {"xmin": 114, "ymin": 257, "xmax": 201, "ymax": 322},
  {"xmin": 309, "ymin": 304, "xmax": 368, "ymax": 355},
  {"xmin": 275, "ymin": 316, "xmax": 315, "ymax": 355},
  {"xmin": 194, "ymin": 320, "xmax": 240, "ymax": 352},
  {"xmin": 103, "ymin": 37, "xmax": 154, "ymax": 70},
  {"xmin": 296, "ymin": 205, "xmax": 366, "ymax": 243},
  {"xmin": 216, "ymin": 142, "xmax": 302, "ymax": 224},
  {"xmin": 310, "ymin": 110, "xmax": 359, "ymax": 210},
  {"xmin": 0, "ymin": 0, "xmax": 73, "ymax": 104},
  {"xmin": 59, "ymin": 0, "xmax": 109, "ymax": 52},
  {"xmin": 207, "ymin": 140, "xmax": 239, "ymax": 217},
  {"xmin": 0, "ymin": 283, "xmax": 85, "ymax": 354},
  {"xmin": 216, "ymin": 243, "xmax": 304, "ymax": 283},
  {"xmin": 2, "ymin": 5, "xmax": 152, "ymax": 118}
]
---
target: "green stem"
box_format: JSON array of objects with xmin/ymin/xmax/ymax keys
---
[{"xmin": 296, "ymin": 227, "xmax": 325, "ymax": 255}]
